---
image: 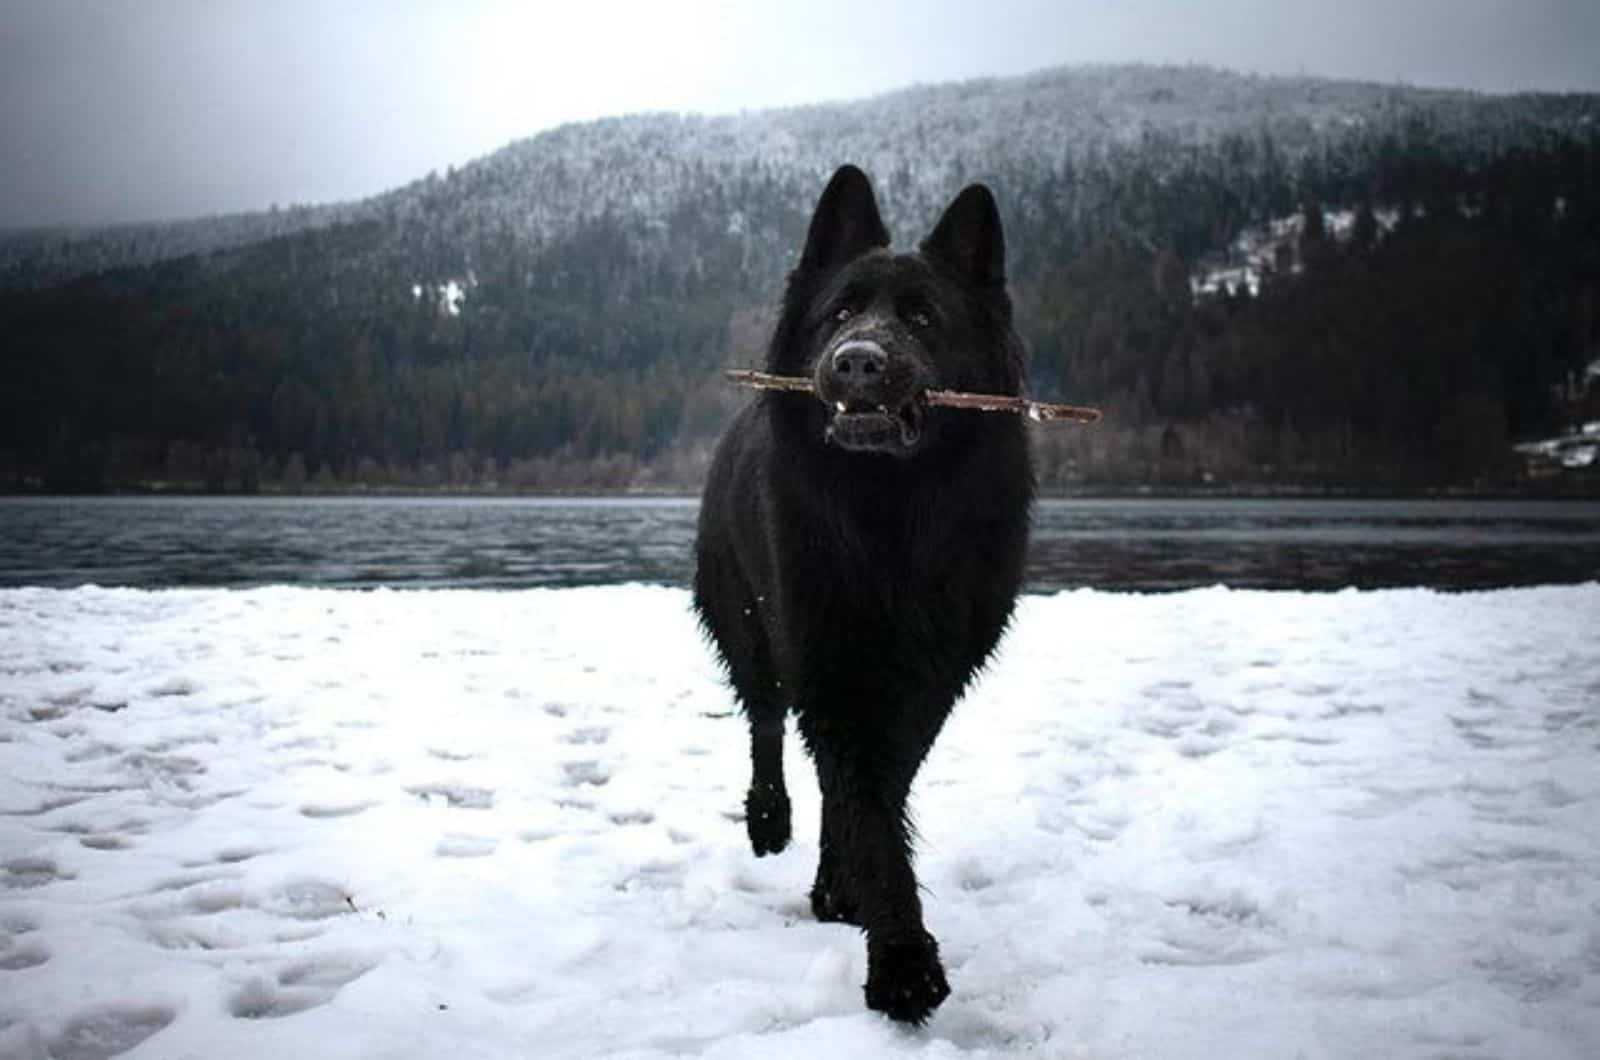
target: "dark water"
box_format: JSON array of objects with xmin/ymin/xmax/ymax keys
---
[{"xmin": 0, "ymin": 496, "xmax": 1596, "ymax": 593}]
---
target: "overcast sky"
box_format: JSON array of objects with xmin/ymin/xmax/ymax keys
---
[{"xmin": 2, "ymin": 0, "xmax": 1597, "ymax": 228}]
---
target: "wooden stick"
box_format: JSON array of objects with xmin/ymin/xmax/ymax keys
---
[{"xmin": 724, "ymin": 369, "xmax": 1103, "ymax": 425}]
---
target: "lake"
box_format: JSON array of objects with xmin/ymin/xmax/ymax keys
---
[{"xmin": 0, "ymin": 496, "xmax": 1596, "ymax": 593}]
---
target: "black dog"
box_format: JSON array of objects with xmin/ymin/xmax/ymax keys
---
[{"xmin": 693, "ymin": 165, "xmax": 1033, "ymax": 1024}]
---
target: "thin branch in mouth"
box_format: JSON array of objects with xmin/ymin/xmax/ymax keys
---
[{"xmin": 725, "ymin": 369, "xmax": 1102, "ymax": 425}]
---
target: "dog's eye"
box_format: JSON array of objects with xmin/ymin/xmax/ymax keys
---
[
  {"xmin": 833, "ymin": 306, "xmax": 854, "ymax": 323},
  {"xmin": 910, "ymin": 310, "xmax": 934, "ymax": 329}
]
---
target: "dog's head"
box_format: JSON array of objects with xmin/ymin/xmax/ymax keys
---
[{"xmin": 767, "ymin": 165, "xmax": 1024, "ymax": 458}]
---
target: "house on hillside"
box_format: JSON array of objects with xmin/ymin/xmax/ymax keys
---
[{"xmin": 1514, "ymin": 357, "xmax": 1600, "ymax": 478}]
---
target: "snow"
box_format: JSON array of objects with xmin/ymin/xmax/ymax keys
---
[
  {"xmin": 1514, "ymin": 431, "xmax": 1600, "ymax": 471},
  {"xmin": 2, "ymin": 583, "xmax": 1599, "ymax": 1059},
  {"xmin": 442, "ymin": 280, "xmax": 466, "ymax": 316},
  {"xmin": 1558, "ymin": 446, "xmax": 1597, "ymax": 469},
  {"xmin": 410, "ymin": 278, "xmax": 470, "ymax": 317}
]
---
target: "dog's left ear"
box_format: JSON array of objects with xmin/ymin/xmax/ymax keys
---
[{"xmin": 921, "ymin": 183, "xmax": 1005, "ymax": 289}]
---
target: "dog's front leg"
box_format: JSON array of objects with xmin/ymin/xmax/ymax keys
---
[
  {"xmin": 811, "ymin": 790, "xmax": 862, "ymax": 924},
  {"xmin": 805, "ymin": 726, "xmax": 950, "ymax": 1024},
  {"xmin": 745, "ymin": 711, "xmax": 791, "ymax": 856}
]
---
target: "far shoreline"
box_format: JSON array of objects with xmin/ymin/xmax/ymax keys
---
[{"xmin": 4, "ymin": 481, "xmax": 1598, "ymax": 503}]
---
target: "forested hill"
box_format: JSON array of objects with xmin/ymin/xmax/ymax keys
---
[{"xmin": 3, "ymin": 64, "xmax": 1597, "ymax": 493}]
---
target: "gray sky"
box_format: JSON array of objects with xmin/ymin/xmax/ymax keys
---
[{"xmin": 2, "ymin": 0, "xmax": 1597, "ymax": 228}]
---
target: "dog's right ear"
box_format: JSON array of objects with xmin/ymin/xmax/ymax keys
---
[{"xmin": 798, "ymin": 165, "xmax": 890, "ymax": 274}]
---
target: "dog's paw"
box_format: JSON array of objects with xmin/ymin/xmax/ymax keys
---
[
  {"xmin": 864, "ymin": 932, "xmax": 950, "ymax": 1025},
  {"xmin": 744, "ymin": 783, "xmax": 791, "ymax": 856}
]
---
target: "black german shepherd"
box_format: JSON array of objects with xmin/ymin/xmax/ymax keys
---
[{"xmin": 693, "ymin": 165, "xmax": 1033, "ymax": 1023}]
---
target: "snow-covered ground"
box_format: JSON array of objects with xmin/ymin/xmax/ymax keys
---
[{"xmin": 2, "ymin": 584, "xmax": 1598, "ymax": 1059}]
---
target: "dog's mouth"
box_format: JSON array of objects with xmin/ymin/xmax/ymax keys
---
[{"xmin": 823, "ymin": 397, "xmax": 926, "ymax": 453}]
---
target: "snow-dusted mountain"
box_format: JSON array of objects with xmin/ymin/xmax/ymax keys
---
[
  {"xmin": 2, "ymin": 63, "xmax": 1596, "ymax": 493},
  {"xmin": 4, "ymin": 63, "xmax": 1593, "ymax": 288}
]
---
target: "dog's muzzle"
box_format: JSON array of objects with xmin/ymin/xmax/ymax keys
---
[{"xmin": 816, "ymin": 338, "xmax": 928, "ymax": 454}]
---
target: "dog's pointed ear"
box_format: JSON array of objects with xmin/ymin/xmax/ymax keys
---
[
  {"xmin": 922, "ymin": 183, "xmax": 1005, "ymax": 289},
  {"xmin": 798, "ymin": 165, "xmax": 890, "ymax": 274}
]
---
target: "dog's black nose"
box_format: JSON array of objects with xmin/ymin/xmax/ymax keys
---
[{"xmin": 831, "ymin": 340, "xmax": 888, "ymax": 383}]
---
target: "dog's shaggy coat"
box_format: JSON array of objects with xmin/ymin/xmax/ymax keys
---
[{"xmin": 693, "ymin": 165, "xmax": 1033, "ymax": 1023}]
